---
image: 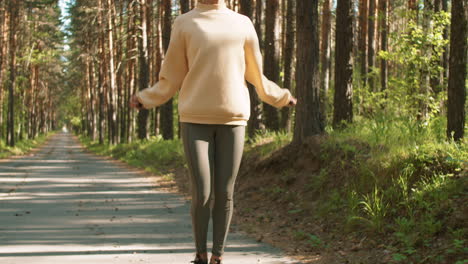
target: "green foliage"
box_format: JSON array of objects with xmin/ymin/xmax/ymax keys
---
[
  {"xmin": 318, "ymin": 113, "xmax": 466, "ymax": 262},
  {"xmin": 356, "ymin": 10, "xmax": 451, "ymax": 121},
  {"xmin": 80, "ymin": 135, "xmax": 184, "ymax": 175},
  {"xmin": 0, "ymin": 132, "xmax": 54, "ymax": 159},
  {"xmin": 245, "ymin": 130, "xmax": 292, "ymax": 158}
]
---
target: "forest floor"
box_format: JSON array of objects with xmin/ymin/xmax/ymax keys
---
[{"xmin": 149, "ymin": 134, "xmax": 467, "ymax": 264}]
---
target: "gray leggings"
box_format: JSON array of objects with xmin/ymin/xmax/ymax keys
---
[{"xmin": 181, "ymin": 122, "xmax": 245, "ymax": 256}]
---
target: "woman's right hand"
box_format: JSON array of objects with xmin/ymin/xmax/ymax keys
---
[{"xmin": 130, "ymin": 94, "xmax": 144, "ymax": 110}]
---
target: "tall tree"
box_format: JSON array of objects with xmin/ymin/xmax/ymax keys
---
[
  {"xmin": 6, "ymin": 0, "xmax": 19, "ymax": 146},
  {"xmin": 358, "ymin": 0, "xmax": 368, "ymax": 85},
  {"xmin": 367, "ymin": 0, "xmax": 376, "ymax": 91},
  {"xmin": 379, "ymin": 0, "xmax": 388, "ymax": 91},
  {"xmin": 107, "ymin": 0, "xmax": 118, "ymax": 144},
  {"xmin": 293, "ymin": 0, "xmax": 323, "ymax": 143},
  {"xmin": 137, "ymin": 0, "xmax": 150, "ymax": 140},
  {"xmin": 441, "ymin": 0, "xmax": 449, "ymax": 84},
  {"xmin": 264, "ymin": 0, "xmax": 280, "ymax": 131},
  {"xmin": 333, "ymin": 0, "xmax": 354, "ymax": 128},
  {"xmin": 97, "ymin": 0, "xmax": 107, "ymax": 144},
  {"xmin": 447, "ymin": 0, "xmax": 467, "ymax": 141},
  {"xmin": 0, "ymin": 0, "xmax": 8, "ymax": 140},
  {"xmin": 160, "ymin": 0, "xmax": 173, "ymax": 139},
  {"xmin": 280, "ymin": 0, "xmax": 295, "ymax": 131},
  {"xmin": 320, "ymin": 0, "xmax": 332, "ymax": 124}
]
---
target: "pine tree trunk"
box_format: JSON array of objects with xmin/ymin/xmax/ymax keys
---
[
  {"xmin": 160, "ymin": 0, "xmax": 173, "ymax": 140},
  {"xmin": 98, "ymin": 0, "xmax": 106, "ymax": 144},
  {"xmin": 379, "ymin": 0, "xmax": 388, "ymax": 91},
  {"xmin": 320, "ymin": 0, "xmax": 332, "ymax": 125},
  {"xmin": 6, "ymin": 0, "xmax": 18, "ymax": 147},
  {"xmin": 367, "ymin": 0, "xmax": 376, "ymax": 91},
  {"xmin": 280, "ymin": 0, "xmax": 295, "ymax": 131},
  {"xmin": 137, "ymin": 0, "xmax": 150, "ymax": 140},
  {"xmin": 447, "ymin": 0, "xmax": 467, "ymax": 141},
  {"xmin": 153, "ymin": 1, "xmax": 163, "ymax": 137},
  {"xmin": 107, "ymin": 0, "xmax": 118, "ymax": 144},
  {"xmin": 431, "ymin": 0, "xmax": 442, "ymax": 94},
  {"xmin": 333, "ymin": 0, "xmax": 354, "ymax": 128},
  {"xmin": 264, "ymin": 0, "xmax": 280, "ymax": 131},
  {"xmin": 358, "ymin": 0, "xmax": 368, "ymax": 86},
  {"xmin": 293, "ymin": 0, "xmax": 323, "ymax": 143},
  {"xmin": 0, "ymin": 2, "xmax": 6, "ymax": 140},
  {"xmin": 419, "ymin": 0, "xmax": 432, "ymax": 119},
  {"xmin": 442, "ymin": 0, "xmax": 449, "ymax": 88}
]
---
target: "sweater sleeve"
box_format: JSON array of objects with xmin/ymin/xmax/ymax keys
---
[
  {"xmin": 244, "ymin": 17, "xmax": 291, "ymax": 109},
  {"xmin": 136, "ymin": 17, "xmax": 188, "ymax": 109}
]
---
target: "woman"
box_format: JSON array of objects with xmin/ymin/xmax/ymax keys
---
[{"xmin": 130, "ymin": 0, "xmax": 297, "ymax": 263}]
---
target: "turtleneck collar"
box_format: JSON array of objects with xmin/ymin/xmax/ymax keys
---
[{"xmin": 196, "ymin": 0, "xmax": 227, "ymax": 10}]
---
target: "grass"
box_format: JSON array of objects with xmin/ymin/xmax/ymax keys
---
[
  {"xmin": 314, "ymin": 115, "xmax": 466, "ymax": 263},
  {"xmin": 79, "ymin": 135, "xmax": 185, "ymax": 175},
  {"xmin": 0, "ymin": 132, "xmax": 54, "ymax": 159}
]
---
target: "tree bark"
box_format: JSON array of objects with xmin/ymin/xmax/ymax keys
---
[
  {"xmin": 442, "ymin": 0, "xmax": 449, "ymax": 88},
  {"xmin": 160, "ymin": 0, "xmax": 173, "ymax": 140},
  {"xmin": 280, "ymin": 0, "xmax": 295, "ymax": 131},
  {"xmin": 0, "ymin": 1, "xmax": 6, "ymax": 140},
  {"xmin": 137, "ymin": 0, "xmax": 150, "ymax": 140},
  {"xmin": 264, "ymin": 0, "xmax": 280, "ymax": 131},
  {"xmin": 367, "ymin": 0, "xmax": 376, "ymax": 91},
  {"xmin": 358, "ymin": 0, "xmax": 368, "ymax": 86},
  {"xmin": 320, "ymin": 0, "xmax": 332, "ymax": 125},
  {"xmin": 333, "ymin": 0, "xmax": 354, "ymax": 128},
  {"xmin": 107, "ymin": 0, "xmax": 118, "ymax": 144},
  {"xmin": 447, "ymin": 0, "xmax": 467, "ymax": 141},
  {"xmin": 379, "ymin": 0, "xmax": 388, "ymax": 91},
  {"xmin": 6, "ymin": 0, "xmax": 18, "ymax": 147},
  {"xmin": 293, "ymin": 0, "xmax": 323, "ymax": 143}
]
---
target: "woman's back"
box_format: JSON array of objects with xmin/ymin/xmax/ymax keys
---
[{"xmin": 135, "ymin": 1, "xmax": 292, "ymax": 126}]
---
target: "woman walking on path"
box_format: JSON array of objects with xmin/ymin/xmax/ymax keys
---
[{"xmin": 130, "ymin": 0, "xmax": 297, "ymax": 263}]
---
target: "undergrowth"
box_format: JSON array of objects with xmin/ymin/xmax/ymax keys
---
[
  {"xmin": 307, "ymin": 115, "xmax": 465, "ymax": 263},
  {"xmin": 0, "ymin": 132, "xmax": 53, "ymax": 159},
  {"xmin": 79, "ymin": 135, "xmax": 185, "ymax": 175}
]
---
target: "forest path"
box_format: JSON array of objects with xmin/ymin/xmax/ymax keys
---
[{"xmin": 0, "ymin": 132, "xmax": 298, "ymax": 264}]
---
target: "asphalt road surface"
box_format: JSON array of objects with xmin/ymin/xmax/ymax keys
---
[{"xmin": 0, "ymin": 132, "xmax": 298, "ymax": 264}]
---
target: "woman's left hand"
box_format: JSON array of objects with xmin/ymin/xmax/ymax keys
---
[
  {"xmin": 288, "ymin": 96, "xmax": 297, "ymax": 107},
  {"xmin": 130, "ymin": 94, "xmax": 144, "ymax": 110}
]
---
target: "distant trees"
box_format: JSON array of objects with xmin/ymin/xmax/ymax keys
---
[{"xmin": 0, "ymin": 0, "xmax": 63, "ymax": 147}]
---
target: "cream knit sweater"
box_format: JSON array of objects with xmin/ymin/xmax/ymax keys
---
[{"xmin": 136, "ymin": 1, "xmax": 292, "ymax": 126}]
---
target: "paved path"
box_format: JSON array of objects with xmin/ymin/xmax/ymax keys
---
[{"xmin": 0, "ymin": 132, "xmax": 298, "ymax": 264}]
